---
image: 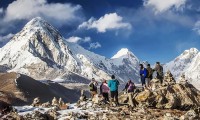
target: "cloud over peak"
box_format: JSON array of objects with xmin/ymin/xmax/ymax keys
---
[
  {"xmin": 144, "ymin": 0, "xmax": 186, "ymax": 13},
  {"xmin": 193, "ymin": 20, "xmax": 200, "ymax": 35},
  {"xmin": 66, "ymin": 36, "xmax": 91, "ymax": 43},
  {"xmin": 3, "ymin": 0, "xmax": 82, "ymax": 25},
  {"xmin": 78, "ymin": 13, "xmax": 132, "ymax": 33}
]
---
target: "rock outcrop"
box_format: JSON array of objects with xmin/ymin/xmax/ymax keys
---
[
  {"xmin": 121, "ymin": 71, "xmax": 200, "ymax": 110},
  {"xmin": 31, "ymin": 97, "xmax": 40, "ymax": 107},
  {"xmin": 2, "ymin": 71, "xmax": 200, "ymax": 119}
]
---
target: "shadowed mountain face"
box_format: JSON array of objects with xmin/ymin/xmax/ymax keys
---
[{"xmin": 0, "ymin": 72, "xmax": 81, "ymax": 105}]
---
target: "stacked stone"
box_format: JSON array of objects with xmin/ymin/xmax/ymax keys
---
[
  {"xmin": 163, "ymin": 71, "xmax": 176, "ymax": 85},
  {"xmin": 179, "ymin": 74, "xmax": 188, "ymax": 84},
  {"xmin": 52, "ymin": 97, "xmax": 58, "ymax": 106}
]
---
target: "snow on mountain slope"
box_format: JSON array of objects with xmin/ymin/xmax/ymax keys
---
[
  {"xmin": 67, "ymin": 44, "xmax": 140, "ymax": 82},
  {"xmin": 164, "ymin": 48, "xmax": 200, "ymax": 89},
  {"xmin": 0, "ymin": 17, "xmax": 140, "ymax": 83},
  {"xmin": 164, "ymin": 48, "xmax": 199, "ymax": 78},
  {"xmin": 111, "ymin": 48, "xmax": 140, "ymax": 81},
  {"xmin": 112, "ymin": 48, "xmax": 129, "ymax": 59},
  {"xmin": 185, "ymin": 52, "xmax": 200, "ymax": 88},
  {"xmin": 0, "ymin": 17, "xmax": 78, "ymax": 79}
]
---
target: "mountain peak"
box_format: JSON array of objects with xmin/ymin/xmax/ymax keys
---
[
  {"xmin": 24, "ymin": 17, "xmax": 47, "ymax": 28},
  {"xmin": 181, "ymin": 48, "xmax": 199, "ymax": 57},
  {"xmin": 23, "ymin": 17, "xmax": 59, "ymax": 35},
  {"xmin": 188, "ymin": 48, "xmax": 198, "ymax": 53},
  {"xmin": 19, "ymin": 17, "xmax": 62, "ymax": 41},
  {"xmin": 112, "ymin": 48, "xmax": 130, "ymax": 59}
]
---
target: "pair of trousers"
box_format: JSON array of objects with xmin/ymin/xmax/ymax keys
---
[
  {"xmin": 110, "ymin": 91, "xmax": 118, "ymax": 104},
  {"xmin": 141, "ymin": 77, "xmax": 145, "ymax": 86},
  {"xmin": 102, "ymin": 93, "xmax": 109, "ymax": 101}
]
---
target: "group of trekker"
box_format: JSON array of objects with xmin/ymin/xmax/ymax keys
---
[
  {"xmin": 88, "ymin": 62, "xmax": 164, "ymax": 105},
  {"xmin": 89, "ymin": 75, "xmax": 120, "ymax": 105},
  {"xmin": 140, "ymin": 62, "xmax": 163, "ymax": 88}
]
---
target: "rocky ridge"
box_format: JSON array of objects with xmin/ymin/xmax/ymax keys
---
[{"xmin": 1, "ymin": 71, "xmax": 200, "ymax": 120}]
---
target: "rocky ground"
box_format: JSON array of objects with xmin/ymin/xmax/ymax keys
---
[{"xmin": 1, "ymin": 71, "xmax": 200, "ymax": 120}]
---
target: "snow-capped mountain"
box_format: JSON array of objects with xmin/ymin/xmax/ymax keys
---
[
  {"xmin": 164, "ymin": 48, "xmax": 200, "ymax": 88},
  {"xmin": 0, "ymin": 17, "xmax": 140, "ymax": 83}
]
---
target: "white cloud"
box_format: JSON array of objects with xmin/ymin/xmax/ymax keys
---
[
  {"xmin": 0, "ymin": 33, "xmax": 14, "ymax": 47},
  {"xmin": 66, "ymin": 36, "xmax": 81, "ymax": 43},
  {"xmin": 83, "ymin": 37, "xmax": 91, "ymax": 42},
  {"xmin": 78, "ymin": 13, "xmax": 132, "ymax": 33},
  {"xmin": 3, "ymin": 0, "xmax": 82, "ymax": 24},
  {"xmin": 0, "ymin": 8, "xmax": 3, "ymax": 14},
  {"xmin": 89, "ymin": 42, "xmax": 101, "ymax": 49},
  {"xmin": 0, "ymin": 33, "xmax": 14, "ymax": 42},
  {"xmin": 66, "ymin": 36, "xmax": 91, "ymax": 43},
  {"xmin": 193, "ymin": 21, "xmax": 200, "ymax": 35},
  {"xmin": 144, "ymin": 0, "xmax": 186, "ymax": 13}
]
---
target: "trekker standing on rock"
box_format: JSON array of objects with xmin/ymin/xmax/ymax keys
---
[
  {"xmin": 108, "ymin": 75, "xmax": 120, "ymax": 106},
  {"xmin": 100, "ymin": 79, "xmax": 110, "ymax": 103},
  {"xmin": 123, "ymin": 80, "xmax": 135, "ymax": 93},
  {"xmin": 139, "ymin": 64, "xmax": 148, "ymax": 88},
  {"xmin": 153, "ymin": 62, "xmax": 164, "ymax": 84},
  {"xmin": 88, "ymin": 78, "xmax": 98, "ymax": 99},
  {"xmin": 146, "ymin": 64, "xmax": 153, "ymax": 88}
]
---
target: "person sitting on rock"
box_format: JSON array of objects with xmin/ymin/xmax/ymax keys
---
[
  {"xmin": 123, "ymin": 80, "xmax": 135, "ymax": 93},
  {"xmin": 139, "ymin": 64, "xmax": 148, "ymax": 88},
  {"xmin": 88, "ymin": 78, "xmax": 98, "ymax": 99},
  {"xmin": 108, "ymin": 75, "xmax": 120, "ymax": 106},
  {"xmin": 100, "ymin": 79, "xmax": 110, "ymax": 103}
]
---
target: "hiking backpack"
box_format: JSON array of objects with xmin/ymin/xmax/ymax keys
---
[
  {"xmin": 89, "ymin": 83, "xmax": 94, "ymax": 91},
  {"xmin": 128, "ymin": 83, "xmax": 134, "ymax": 92}
]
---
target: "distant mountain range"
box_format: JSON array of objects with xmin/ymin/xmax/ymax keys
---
[
  {"xmin": 164, "ymin": 48, "xmax": 200, "ymax": 89},
  {"xmin": 0, "ymin": 17, "xmax": 140, "ymax": 83},
  {"xmin": 0, "ymin": 17, "xmax": 200, "ymax": 89}
]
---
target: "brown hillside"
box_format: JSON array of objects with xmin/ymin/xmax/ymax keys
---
[{"xmin": 0, "ymin": 72, "xmax": 80, "ymax": 105}]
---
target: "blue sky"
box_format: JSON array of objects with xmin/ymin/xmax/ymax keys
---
[{"xmin": 0, "ymin": 0, "xmax": 200, "ymax": 64}]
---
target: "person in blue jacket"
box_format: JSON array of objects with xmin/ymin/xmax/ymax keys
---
[
  {"xmin": 108, "ymin": 75, "xmax": 120, "ymax": 105},
  {"xmin": 139, "ymin": 64, "xmax": 148, "ymax": 87}
]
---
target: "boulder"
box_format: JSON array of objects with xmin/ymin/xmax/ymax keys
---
[
  {"xmin": 52, "ymin": 97, "xmax": 58, "ymax": 106},
  {"xmin": 0, "ymin": 100, "xmax": 12, "ymax": 114},
  {"xmin": 92, "ymin": 94, "xmax": 101, "ymax": 104},
  {"xmin": 58, "ymin": 98, "xmax": 64, "ymax": 107},
  {"xmin": 79, "ymin": 90, "xmax": 87, "ymax": 102},
  {"xmin": 135, "ymin": 90, "xmax": 152, "ymax": 103},
  {"xmin": 32, "ymin": 97, "xmax": 40, "ymax": 107},
  {"xmin": 180, "ymin": 109, "xmax": 199, "ymax": 120},
  {"xmin": 179, "ymin": 74, "xmax": 188, "ymax": 84},
  {"xmin": 41, "ymin": 101, "xmax": 51, "ymax": 108},
  {"xmin": 151, "ymin": 78, "xmax": 161, "ymax": 90}
]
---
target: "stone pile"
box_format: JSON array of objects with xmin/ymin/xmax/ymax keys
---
[
  {"xmin": 120, "ymin": 71, "xmax": 200, "ymax": 110},
  {"xmin": 163, "ymin": 70, "xmax": 176, "ymax": 85},
  {"xmin": 179, "ymin": 73, "xmax": 188, "ymax": 84}
]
